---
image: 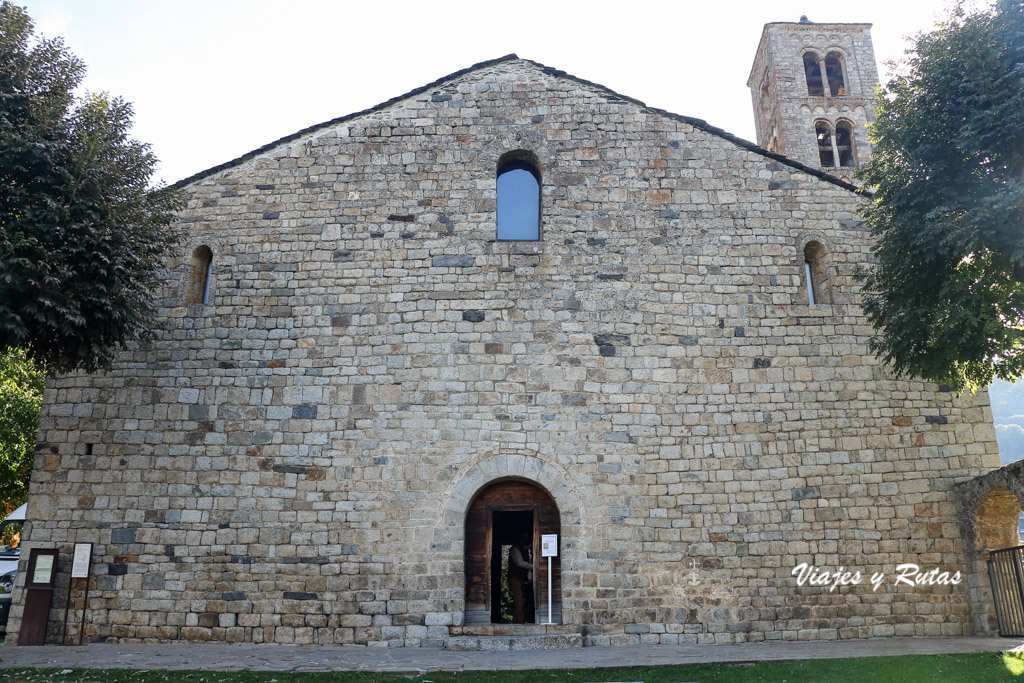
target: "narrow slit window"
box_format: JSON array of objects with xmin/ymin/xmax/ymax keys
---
[
  {"xmin": 803, "ymin": 241, "xmax": 828, "ymax": 305},
  {"xmin": 186, "ymin": 245, "xmax": 213, "ymax": 305},
  {"xmin": 496, "ymin": 159, "xmax": 541, "ymax": 241},
  {"xmin": 836, "ymin": 121, "xmax": 855, "ymax": 167},
  {"xmin": 815, "ymin": 123, "xmax": 835, "ymax": 167},
  {"xmin": 825, "ymin": 52, "xmax": 846, "ymax": 96},
  {"xmin": 803, "ymin": 53, "xmax": 824, "ymax": 96}
]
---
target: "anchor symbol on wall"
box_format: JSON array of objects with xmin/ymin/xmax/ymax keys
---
[{"xmin": 686, "ymin": 557, "xmax": 701, "ymax": 585}]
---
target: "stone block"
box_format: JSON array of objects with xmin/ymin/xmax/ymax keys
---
[
  {"xmin": 111, "ymin": 528, "xmax": 137, "ymax": 544},
  {"xmin": 432, "ymin": 255, "xmax": 475, "ymax": 268}
]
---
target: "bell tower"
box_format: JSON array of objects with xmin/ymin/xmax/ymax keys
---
[{"xmin": 747, "ymin": 16, "xmax": 879, "ymax": 182}]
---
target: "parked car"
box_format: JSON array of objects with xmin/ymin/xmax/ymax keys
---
[{"xmin": 0, "ymin": 504, "xmax": 26, "ymax": 633}]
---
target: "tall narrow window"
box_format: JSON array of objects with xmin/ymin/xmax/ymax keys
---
[
  {"xmin": 186, "ymin": 245, "xmax": 213, "ymax": 305},
  {"xmin": 803, "ymin": 241, "xmax": 828, "ymax": 305},
  {"xmin": 825, "ymin": 52, "xmax": 846, "ymax": 96},
  {"xmin": 835, "ymin": 121, "xmax": 856, "ymax": 167},
  {"xmin": 803, "ymin": 53, "xmax": 824, "ymax": 96},
  {"xmin": 496, "ymin": 157, "xmax": 541, "ymax": 241},
  {"xmin": 815, "ymin": 122, "xmax": 835, "ymax": 167}
]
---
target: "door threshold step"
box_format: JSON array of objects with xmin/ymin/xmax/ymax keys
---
[
  {"xmin": 454, "ymin": 623, "xmax": 576, "ymax": 637},
  {"xmin": 445, "ymin": 632, "xmax": 583, "ymax": 651}
]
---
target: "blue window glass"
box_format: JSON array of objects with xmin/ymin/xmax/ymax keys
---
[{"xmin": 496, "ymin": 160, "xmax": 541, "ymax": 241}]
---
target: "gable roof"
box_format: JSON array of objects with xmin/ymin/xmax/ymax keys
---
[{"xmin": 170, "ymin": 54, "xmax": 866, "ymax": 196}]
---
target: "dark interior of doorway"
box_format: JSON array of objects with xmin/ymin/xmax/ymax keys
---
[{"xmin": 490, "ymin": 510, "xmax": 533, "ymax": 624}]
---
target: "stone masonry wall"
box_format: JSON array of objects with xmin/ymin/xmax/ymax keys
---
[{"xmin": 8, "ymin": 58, "xmax": 1002, "ymax": 647}]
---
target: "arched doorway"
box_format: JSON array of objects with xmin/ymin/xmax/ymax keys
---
[
  {"xmin": 955, "ymin": 461, "xmax": 1024, "ymax": 635},
  {"xmin": 464, "ymin": 480, "xmax": 561, "ymax": 625}
]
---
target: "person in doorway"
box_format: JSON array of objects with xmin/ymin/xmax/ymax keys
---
[{"xmin": 508, "ymin": 531, "xmax": 533, "ymax": 623}]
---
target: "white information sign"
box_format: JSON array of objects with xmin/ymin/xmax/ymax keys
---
[
  {"xmin": 541, "ymin": 534, "xmax": 558, "ymax": 558},
  {"xmin": 71, "ymin": 542, "xmax": 92, "ymax": 579},
  {"xmin": 32, "ymin": 554, "xmax": 54, "ymax": 584}
]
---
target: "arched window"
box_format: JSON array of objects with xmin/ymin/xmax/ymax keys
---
[
  {"xmin": 803, "ymin": 241, "xmax": 828, "ymax": 305},
  {"xmin": 835, "ymin": 121, "xmax": 856, "ymax": 167},
  {"xmin": 496, "ymin": 155, "xmax": 541, "ymax": 241},
  {"xmin": 825, "ymin": 52, "xmax": 846, "ymax": 96},
  {"xmin": 803, "ymin": 52, "xmax": 824, "ymax": 96},
  {"xmin": 186, "ymin": 245, "xmax": 213, "ymax": 305},
  {"xmin": 815, "ymin": 122, "xmax": 835, "ymax": 167}
]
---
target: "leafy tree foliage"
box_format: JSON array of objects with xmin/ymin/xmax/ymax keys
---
[
  {"xmin": 0, "ymin": 2, "xmax": 182, "ymax": 373},
  {"xmin": 858, "ymin": 0, "xmax": 1024, "ymax": 391},
  {"xmin": 0, "ymin": 348, "xmax": 44, "ymax": 508}
]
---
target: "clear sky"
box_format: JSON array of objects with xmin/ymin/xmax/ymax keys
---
[{"xmin": 21, "ymin": 0, "xmax": 957, "ymax": 185}]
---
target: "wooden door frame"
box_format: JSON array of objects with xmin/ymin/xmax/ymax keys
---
[{"xmin": 485, "ymin": 503, "xmax": 538, "ymax": 623}]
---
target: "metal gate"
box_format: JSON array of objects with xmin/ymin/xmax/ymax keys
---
[{"xmin": 988, "ymin": 545, "xmax": 1024, "ymax": 637}]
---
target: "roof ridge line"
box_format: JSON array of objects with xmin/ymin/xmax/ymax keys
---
[
  {"xmin": 168, "ymin": 54, "xmax": 520, "ymax": 189},
  {"xmin": 515, "ymin": 58, "xmax": 867, "ymax": 195},
  {"xmin": 169, "ymin": 54, "xmax": 868, "ymax": 197}
]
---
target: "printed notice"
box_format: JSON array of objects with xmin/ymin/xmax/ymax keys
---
[
  {"xmin": 541, "ymin": 534, "xmax": 558, "ymax": 557},
  {"xmin": 71, "ymin": 543, "xmax": 92, "ymax": 579},
  {"xmin": 32, "ymin": 553, "xmax": 54, "ymax": 584}
]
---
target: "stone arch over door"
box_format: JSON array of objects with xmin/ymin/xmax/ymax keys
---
[
  {"xmin": 439, "ymin": 454, "xmax": 583, "ymax": 625},
  {"xmin": 955, "ymin": 460, "xmax": 1024, "ymax": 634}
]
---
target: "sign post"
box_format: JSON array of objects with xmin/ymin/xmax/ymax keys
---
[
  {"xmin": 18, "ymin": 547, "xmax": 59, "ymax": 645},
  {"xmin": 66, "ymin": 543, "xmax": 92, "ymax": 645},
  {"xmin": 540, "ymin": 534, "xmax": 557, "ymax": 625}
]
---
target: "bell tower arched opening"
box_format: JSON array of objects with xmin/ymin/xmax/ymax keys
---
[{"xmin": 747, "ymin": 20, "xmax": 879, "ymax": 173}]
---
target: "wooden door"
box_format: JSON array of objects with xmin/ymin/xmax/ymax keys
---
[{"xmin": 464, "ymin": 480, "xmax": 561, "ymax": 624}]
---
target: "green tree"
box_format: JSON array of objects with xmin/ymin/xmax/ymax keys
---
[
  {"xmin": 0, "ymin": 1, "xmax": 182, "ymax": 374},
  {"xmin": 858, "ymin": 0, "xmax": 1024, "ymax": 392},
  {"xmin": 0, "ymin": 348, "xmax": 44, "ymax": 508}
]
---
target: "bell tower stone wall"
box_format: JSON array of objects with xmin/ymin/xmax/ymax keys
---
[{"xmin": 748, "ymin": 18, "xmax": 879, "ymax": 183}]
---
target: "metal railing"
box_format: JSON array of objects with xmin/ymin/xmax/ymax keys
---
[{"xmin": 988, "ymin": 545, "xmax": 1024, "ymax": 637}]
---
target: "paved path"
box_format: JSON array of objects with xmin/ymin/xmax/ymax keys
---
[{"xmin": 0, "ymin": 636, "xmax": 1022, "ymax": 673}]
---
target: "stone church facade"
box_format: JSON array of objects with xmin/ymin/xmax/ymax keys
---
[{"xmin": 7, "ymin": 19, "xmax": 1009, "ymax": 648}]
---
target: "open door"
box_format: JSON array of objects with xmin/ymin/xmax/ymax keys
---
[
  {"xmin": 491, "ymin": 510, "xmax": 533, "ymax": 623},
  {"xmin": 464, "ymin": 480, "xmax": 561, "ymax": 625}
]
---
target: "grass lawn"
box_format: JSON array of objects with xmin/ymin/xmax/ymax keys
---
[{"xmin": 1, "ymin": 652, "xmax": 1023, "ymax": 683}]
